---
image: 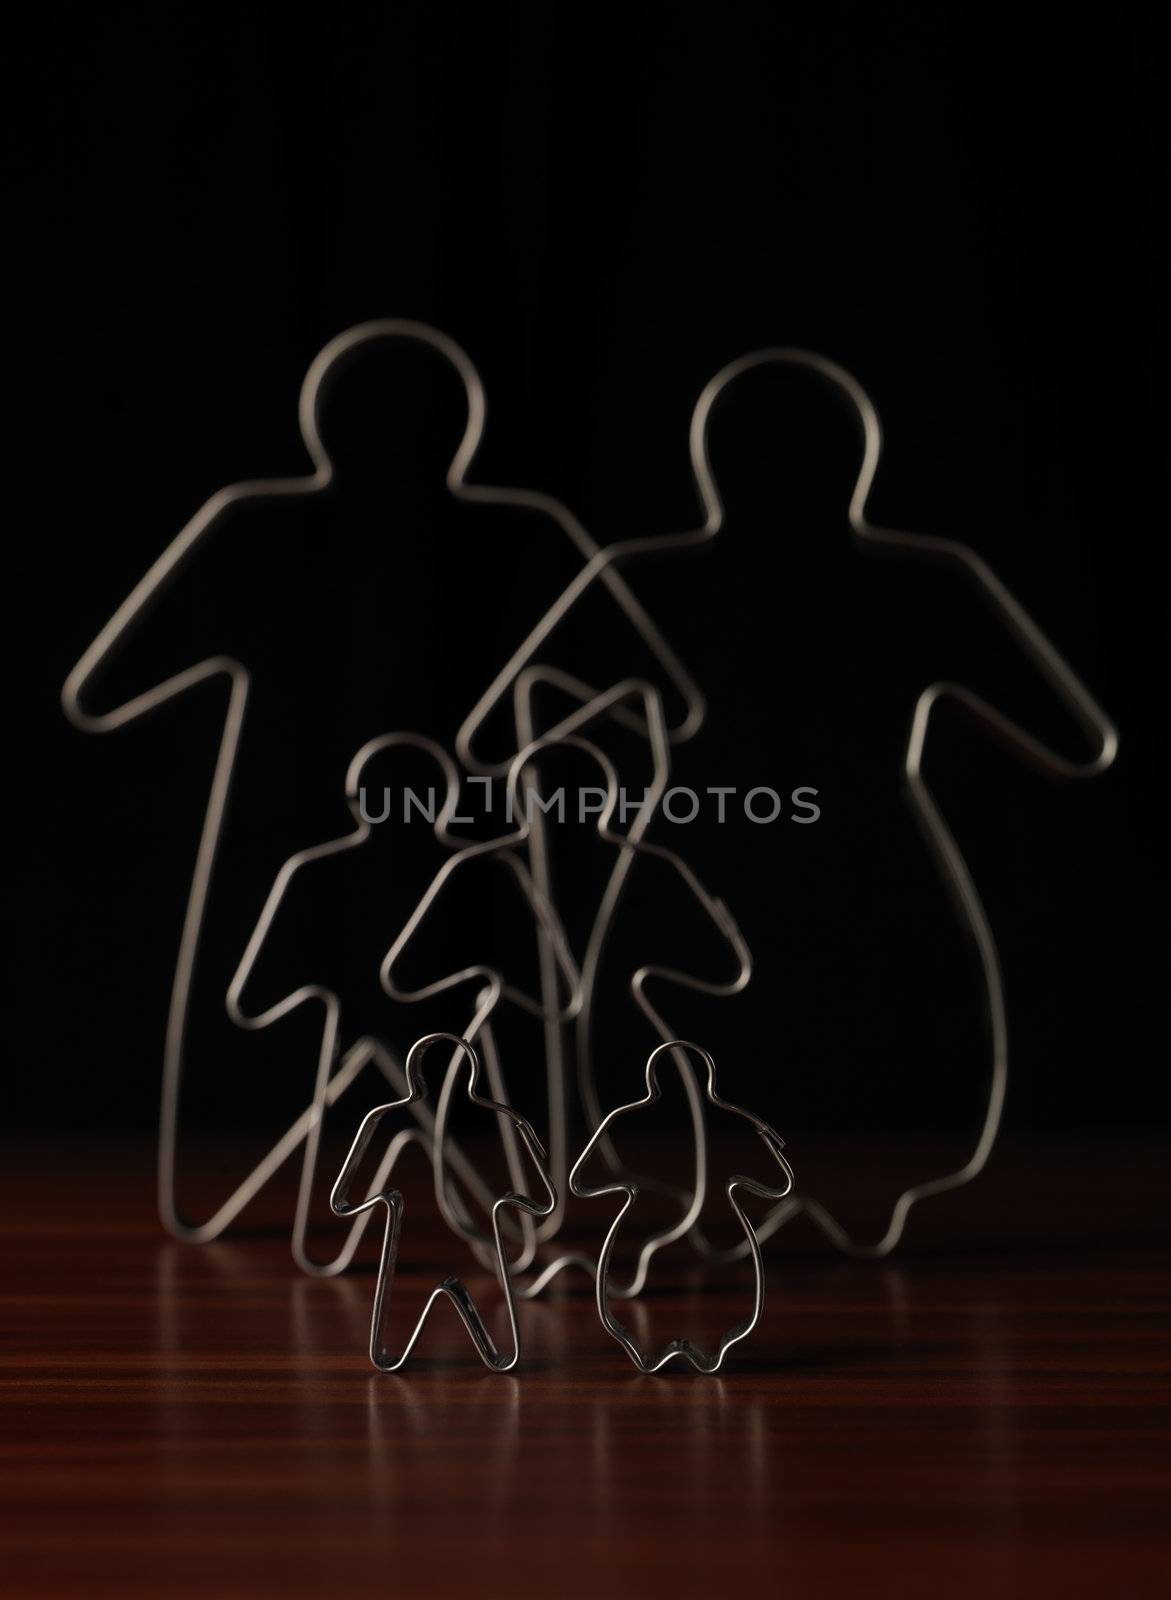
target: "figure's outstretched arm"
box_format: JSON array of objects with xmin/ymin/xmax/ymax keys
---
[
  {"xmin": 807, "ymin": 536, "xmax": 1116, "ymax": 1258},
  {"xmin": 62, "ymin": 473, "xmax": 326, "ymax": 1248},
  {"xmin": 892, "ymin": 531, "xmax": 1116, "ymax": 779}
]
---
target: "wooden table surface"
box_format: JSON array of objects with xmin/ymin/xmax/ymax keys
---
[{"xmin": 2, "ymin": 1136, "xmax": 1168, "ymax": 1598}]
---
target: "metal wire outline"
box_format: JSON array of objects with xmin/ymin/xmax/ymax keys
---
[
  {"xmin": 459, "ymin": 348, "xmax": 1119, "ymax": 1257},
  {"xmin": 60, "ymin": 319, "xmax": 696, "ymax": 1244},
  {"xmin": 571, "ymin": 1040, "xmax": 793, "ymax": 1373},
  {"xmin": 330, "ymin": 1032, "xmax": 556, "ymax": 1372}
]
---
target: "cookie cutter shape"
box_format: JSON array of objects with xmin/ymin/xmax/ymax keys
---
[
  {"xmin": 474, "ymin": 348, "xmax": 1118, "ymax": 1258},
  {"xmin": 330, "ymin": 1032, "xmax": 556, "ymax": 1372},
  {"xmin": 571, "ymin": 1041, "xmax": 793, "ymax": 1373},
  {"xmin": 61, "ymin": 318, "xmax": 689, "ymax": 1245}
]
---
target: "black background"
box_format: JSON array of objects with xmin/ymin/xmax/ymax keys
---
[{"xmin": 11, "ymin": 9, "xmax": 1155, "ymax": 1147}]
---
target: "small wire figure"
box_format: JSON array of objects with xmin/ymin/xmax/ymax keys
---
[
  {"xmin": 330, "ymin": 1032, "xmax": 556, "ymax": 1373},
  {"xmin": 571, "ymin": 1041, "xmax": 793, "ymax": 1373},
  {"xmin": 226, "ymin": 732, "xmax": 542, "ymax": 1275}
]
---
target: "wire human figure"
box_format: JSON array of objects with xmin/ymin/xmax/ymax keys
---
[
  {"xmin": 227, "ymin": 731, "xmax": 560, "ymax": 1275},
  {"xmin": 459, "ymin": 349, "xmax": 1118, "ymax": 1257},
  {"xmin": 61, "ymin": 319, "xmax": 694, "ymax": 1246},
  {"xmin": 330, "ymin": 1033, "xmax": 555, "ymax": 1372},
  {"xmin": 385, "ymin": 701, "xmax": 755, "ymax": 1298},
  {"xmin": 61, "ymin": 326, "xmax": 1118, "ymax": 1267},
  {"xmin": 571, "ymin": 1041, "xmax": 794, "ymax": 1373}
]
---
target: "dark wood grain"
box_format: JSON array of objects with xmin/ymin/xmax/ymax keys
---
[{"xmin": 1, "ymin": 1137, "xmax": 1168, "ymax": 1598}]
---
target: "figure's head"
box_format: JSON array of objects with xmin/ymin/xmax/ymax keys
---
[
  {"xmin": 300, "ymin": 320, "xmax": 483, "ymax": 491},
  {"xmin": 345, "ymin": 731, "xmax": 461, "ymax": 837},
  {"xmin": 691, "ymin": 348, "xmax": 880, "ymax": 535},
  {"xmin": 402, "ymin": 1031, "xmax": 481, "ymax": 1103}
]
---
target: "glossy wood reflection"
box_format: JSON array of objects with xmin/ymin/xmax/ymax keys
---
[{"xmin": 1, "ymin": 1139, "xmax": 1168, "ymax": 1598}]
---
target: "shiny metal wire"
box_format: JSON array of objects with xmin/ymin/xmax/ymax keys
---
[
  {"xmin": 458, "ymin": 348, "xmax": 1119, "ymax": 1259},
  {"xmin": 572, "ymin": 1041, "xmax": 793, "ymax": 1373},
  {"xmin": 330, "ymin": 1033, "xmax": 556, "ymax": 1372},
  {"xmin": 447, "ymin": 708, "xmax": 750, "ymax": 1297},
  {"xmin": 60, "ymin": 319, "xmax": 677, "ymax": 1250},
  {"xmin": 226, "ymin": 732, "xmax": 556, "ymax": 1276},
  {"xmin": 500, "ymin": 677, "xmax": 753, "ymax": 1299},
  {"xmin": 62, "ymin": 323, "xmax": 1118, "ymax": 1283},
  {"xmin": 376, "ymin": 744, "xmax": 583, "ymax": 1276}
]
